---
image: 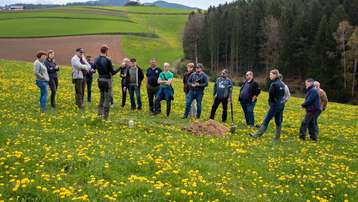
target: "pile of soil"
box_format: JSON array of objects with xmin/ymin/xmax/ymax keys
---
[{"xmin": 185, "ymin": 119, "xmax": 229, "ymax": 137}]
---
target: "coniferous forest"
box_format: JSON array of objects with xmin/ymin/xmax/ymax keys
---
[{"xmin": 183, "ymin": 0, "xmax": 358, "ymax": 103}]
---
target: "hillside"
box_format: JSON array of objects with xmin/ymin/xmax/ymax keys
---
[
  {"xmin": 0, "ymin": 6, "xmax": 188, "ymax": 66},
  {"xmin": 0, "ymin": 59, "xmax": 357, "ymax": 201}
]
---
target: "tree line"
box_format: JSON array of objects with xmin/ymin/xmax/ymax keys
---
[{"xmin": 183, "ymin": 0, "xmax": 358, "ymax": 103}]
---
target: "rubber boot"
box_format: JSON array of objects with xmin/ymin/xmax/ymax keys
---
[
  {"xmin": 103, "ymin": 107, "xmax": 110, "ymax": 120},
  {"xmin": 273, "ymin": 126, "xmax": 281, "ymax": 142},
  {"xmin": 250, "ymin": 125, "xmax": 267, "ymax": 138}
]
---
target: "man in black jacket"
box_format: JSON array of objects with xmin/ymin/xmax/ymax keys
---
[
  {"xmin": 124, "ymin": 58, "xmax": 144, "ymax": 110},
  {"xmin": 44, "ymin": 50, "xmax": 59, "ymax": 108},
  {"xmin": 94, "ymin": 45, "xmax": 120, "ymax": 119},
  {"xmin": 239, "ymin": 71, "xmax": 261, "ymax": 128},
  {"xmin": 183, "ymin": 63, "xmax": 196, "ymax": 117},
  {"xmin": 250, "ymin": 69, "xmax": 285, "ymax": 141},
  {"xmin": 146, "ymin": 58, "xmax": 162, "ymax": 113}
]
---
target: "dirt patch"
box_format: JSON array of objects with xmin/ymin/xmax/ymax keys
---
[
  {"xmin": 185, "ymin": 119, "xmax": 229, "ymax": 137},
  {"xmin": 0, "ymin": 35, "xmax": 125, "ymax": 65}
]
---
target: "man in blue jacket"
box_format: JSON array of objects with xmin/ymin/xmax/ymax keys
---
[
  {"xmin": 146, "ymin": 58, "xmax": 162, "ymax": 113},
  {"xmin": 299, "ymin": 78, "xmax": 321, "ymax": 141}
]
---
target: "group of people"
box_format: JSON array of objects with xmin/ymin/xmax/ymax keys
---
[{"xmin": 33, "ymin": 44, "xmax": 328, "ymax": 141}]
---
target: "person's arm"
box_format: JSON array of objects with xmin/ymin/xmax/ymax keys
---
[
  {"xmin": 198, "ymin": 74, "xmax": 209, "ymax": 87},
  {"xmin": 322, "ymin": 91, "xmax": 328, "ymax": 110},
  {"xmin": 213, "ymin": 80, "xmax": 218, "ymax": 96},
  {"xmin": 187, "ymin": 74, "xmax": 194, "ymax": 87},
  {"xmin": 268, "ymin": 83, "xmax": 276, "ymax": 103},
  {"xmin": 302, "ymin": 90, "xmax": 315, "ymax": 108},
  {"xmin": 72, "ymin": 57, "xmax": 89, "ymax": 71}
]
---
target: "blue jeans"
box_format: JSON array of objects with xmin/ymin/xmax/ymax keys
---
[
  {"xmin": 184, "ymin": 90, "xmax": 204, "ymax": 118},
  {"xmin": 128, "ymin": 84, "xmax": 142, "ymax": 109},
  {"xmin": 240, "ymin": 101, "xmax": 256, "ymax": 126},
  {"xmin": 36, "ymin": 80, "xmax": 48, "ymax": 112},
  {"xmin": 262, "ymin": 103, "xmax": 285, "ymax": 128},
  {"xmin": 299, "ymin": 110, "xmax": 321, "ymax": 141}
]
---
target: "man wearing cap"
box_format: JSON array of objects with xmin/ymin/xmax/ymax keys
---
[
  {"xmin": 71, "ymin": 48, "xmax": 91, "ymax": 109},
  {"xmin": 95, "ymin": 45, "xmax": 120, "ymax": 119},
  {"xmin": 210, "ymin": 69, "xmax": 233, "ymax": 122},
  {"xmin": 183, "ymin": 63, "xmax": 209, "ymax": 119}
]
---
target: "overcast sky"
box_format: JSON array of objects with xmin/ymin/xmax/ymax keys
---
[{"xmin": 1, "ymin": 0, "xmax": 236, "ymax": 9}]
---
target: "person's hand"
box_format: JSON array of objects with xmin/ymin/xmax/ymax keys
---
[
  {"xmin": 191, "ymin": 83, "xmax": 196, "ymax": 87},
  {"xmin": 123, "ymin": 87, "xmax": 127, "ymax": 91}
]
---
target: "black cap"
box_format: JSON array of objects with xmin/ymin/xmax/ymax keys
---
[
  {"xmin": 130, "ymin": 58, "xmax": 137, "ymax": 62},
  {"xmin": 76, "ymin": 48, "xmax": 84, "ymax": 53}
]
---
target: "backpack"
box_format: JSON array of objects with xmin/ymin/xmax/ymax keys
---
[{"xmin": 282, "ymin": 83, "xmax": 291, "ymax": 103}]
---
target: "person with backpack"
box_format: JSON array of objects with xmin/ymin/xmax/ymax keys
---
[
  {"xmin": 250, "ymin": 69, "xmax": 286, "ymax": 141},
  {"xmin": 183, "ymin": 63, "xmax": 196, "ymax": 117},
  {"xmin": 124, "ymin": 58, "xmax": 144, "ymax": 110},
  {"xmin": 210, "ymin": 69, "xmax": 233, "ymax": 122},
  {"xmin": 94, "ymin": 45, "xmax": 120, "ymax": 119},
  {"xmin": 239, "ymin": 71, "xmax": 261, "ymax": 128},
  {"xmin": 183, "ymin": 63, "xmax": 209, "ymax": 119},
  {"xmin": 279, "ymin": 74, "xmax": 291, "ymax": 104},
  {"xmin": 71, "ymin": 48, "xmax": 91, "ymax": 109},
  {"xmin": 299, "ymin": 79, "xmax": 322, "ymax": 141},
  {"xmin": 34, "ymin": 51, "xmax": 49, "ymax": 113},
  {"xmin": 44, "ymin": 50, "xmax": 59, "ymax": 108},
  {"xmin": 85, "ymin": 55, "xmax": 96, "ymax": 103},
  {"xmin": 153, "ymin": 63, "xmax": 174, "ymax": 117},
  {"xmin": 314, "ymin": 81, "xmax": 328, "ymax": 112},
  {"xmin": 146, "ymin": 58, "xmax": 162, "ymax": 113},
  {"xmin": 119, "ymin": 58, "xmax": 130, "ymax": 107}
]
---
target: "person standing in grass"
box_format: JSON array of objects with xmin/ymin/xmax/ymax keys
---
[
  {"xmin": 299, "ymin": 79, "xmax": 322, "ymax": 142},
  {"xmin": 85, "ymin": 55, "xmax": 96, "ymax": 103},
  {"xmin": 71, "ymin": 48, "xmax": 91, "ymax": 109},
  {"xmin": 250, "ymin": 69, "xmax": 285, "ymax": 141},
  {"xmin": 314, "ymin": 81, "xmax": 328, "ymax": 112},
  {"xmin": 44, "ymin": 50, "xmax": 59, "ymax": 108},
  {"xmin": 239, "ymin": 71, "xmax": 261, "ymax": 128},
  {"xmin": 183, "ymin": 63, "xmax": 196, "ymax": 117},
  {"xmin": 124, "ymin": 58, "xmax": 144, "ymax": 110},
  {"xmin": 95, "ymin": 45, "xmax": 120, "ymax": 119},
  {"xmin": 210, "ymin": 69, "xmax": 233, "ymax": 122},
  {"xmin": 146, "ymin": 58, "xmax": 162, "ymax": 113},
  {"xmin": 153, "ymin": 62, "xmax": 174, "ymax": 117},
  {"xmin": 119, "ymin": 58, "xmax": 130, "ymax": 107},
  {"xmin": 183, "ymin": 63, "xmax": 209, "ymax": 119},
  {"xmin": 34, "ymin": 51, "xmax": 49, "ymax": 113}
]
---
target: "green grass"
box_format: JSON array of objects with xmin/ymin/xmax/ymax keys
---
[
  {"xmin": 0, "ymin": 59, "xmax": 357, "ymax": 201},
  {"xmin": 93, "ymin": 6, "xmax": 192, "ymax": 14}
]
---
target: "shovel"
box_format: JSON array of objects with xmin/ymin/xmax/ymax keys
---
[{"xmin": 230, "ymin": 98, "xmax": 236, "ymax": 134}]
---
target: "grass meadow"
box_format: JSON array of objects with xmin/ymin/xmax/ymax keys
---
[{"xmin": 0, "ymin": 59, "xmax": 357, "ymax": 201}]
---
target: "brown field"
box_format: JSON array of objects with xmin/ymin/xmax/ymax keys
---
[{"xmin": 0, "ymin": 35, "xmax": 125, "ymax": 65}]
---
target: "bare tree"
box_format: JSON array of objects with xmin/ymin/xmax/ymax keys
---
[
  {"xmin": 183, "ymin": 12, "xmax": 205, "ymax": 65},
  {"xmin": 260, "ymin": 15, "xmax": 281, "ymax": 73},
  {"xmin": 347, "ymin": 27, "xmax": 358, "ymax": 97},
  {"xmin": 334, "ymin": 20, "xmax": 353, "ymax": 89}
]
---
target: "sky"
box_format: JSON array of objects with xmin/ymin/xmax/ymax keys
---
[{"xmin": 0, "ymin": 0, "xmax": 236, "ymax": 9}]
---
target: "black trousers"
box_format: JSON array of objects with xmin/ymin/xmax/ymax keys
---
[
  {"xmin": 49, "ymin": 77, "xmax": 58, "ymax": 107},
  {"xmin": 210, "ymin": 97, "xmax": 229, "ymax": 122},
  {"xmin": 147, "ymin": 85, "xmax": 160, "ymax": 112},
  {"xmin": 74, "ymin": 79, "xmax": 85, "ymax": 109},
  {"xmin": 121, "ymin": 82, "xmax": 127, "ymax": 107}
]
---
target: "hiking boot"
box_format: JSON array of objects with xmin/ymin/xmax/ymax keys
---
[
  {"xmin": 103, "ymin": 107, "xmax": 110, "ymax": 120},
  {"xmin": 273, "ymin": 126, "xmax": 281, "ymax": 142}
]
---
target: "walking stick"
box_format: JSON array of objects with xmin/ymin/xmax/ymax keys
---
[{"xmin": 230, "ymin": 97, "xmax": 237, "ymax": 134}]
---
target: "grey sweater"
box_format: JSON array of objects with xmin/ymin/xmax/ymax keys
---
[{"xmin": 34, "ymin": 59, "xmax": 49, "ymax": 82}]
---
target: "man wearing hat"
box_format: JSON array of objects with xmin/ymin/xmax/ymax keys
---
[
  {"xmin": 183, "ymin": 63, "xmax": 209, "ymax": 119},
  {"xmin": 71, "ymin": 48, "xmax": 91, "ymax": 109},
  {"xmin": 210, "ymin": 69, "xmax": 233, "ymax": 122}
]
